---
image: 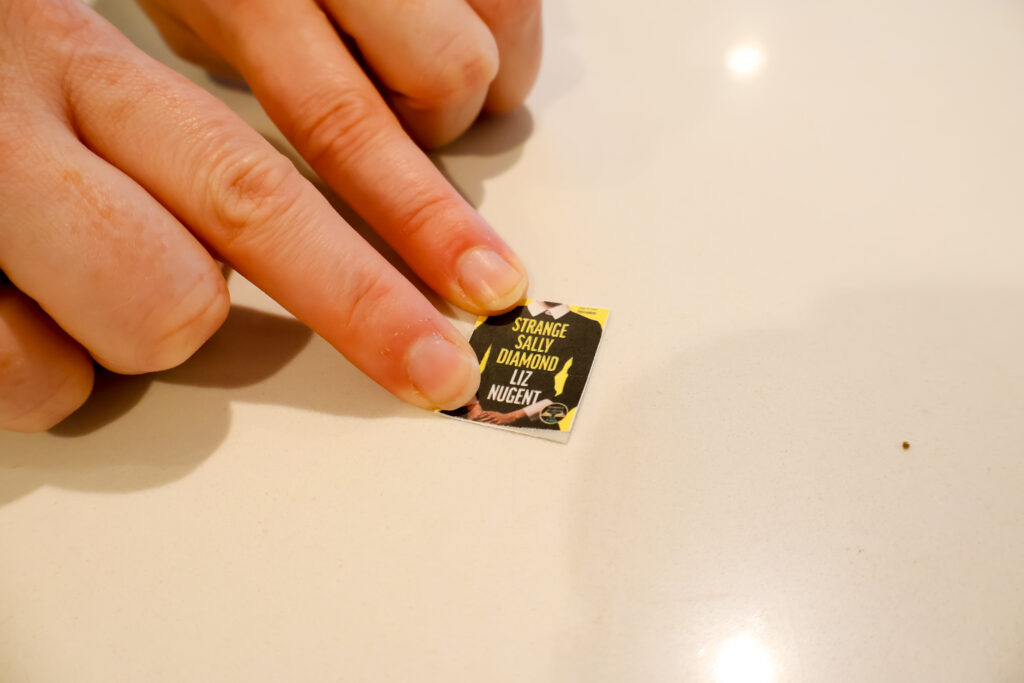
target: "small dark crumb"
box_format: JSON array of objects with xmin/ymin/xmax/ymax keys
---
[{"xmin": 902, "ymin": 441, "xmax": 910, "ymax": 450}]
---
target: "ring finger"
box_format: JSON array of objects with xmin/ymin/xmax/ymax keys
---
[{"xmin": 327, "ymin": 0, "xmax": 499, "ymax": 148}]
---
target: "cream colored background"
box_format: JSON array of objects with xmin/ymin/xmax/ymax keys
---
[{"xmin": 3, "ymin": 0, "xmax": 1024, "ymax": 680}]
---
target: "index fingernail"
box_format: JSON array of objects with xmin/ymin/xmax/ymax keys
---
[
  {"xmin": 456, "ymin": 248, "xmax": 528, "ymax": 313},
  {"xmin": 405, "ymin": 336, "xmax": 480, "ymax": 410}
]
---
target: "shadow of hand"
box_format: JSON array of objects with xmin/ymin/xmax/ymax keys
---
[
  {"xmin": 430, "ymin": 107, "xmax": 536, "ymax": 208},
  {"xmin": 0, "ymin": 304, "xmax": 404, "ymax": 506},
  {"xmin": 51, "ymin": 305, "xmax": 314, "ymax": 437}
]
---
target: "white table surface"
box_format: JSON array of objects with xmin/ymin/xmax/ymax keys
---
[{"xmin": 3, "ymin": 0, "xmax": 1024, "ymax": 680}]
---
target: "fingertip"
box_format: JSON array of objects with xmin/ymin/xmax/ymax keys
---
[
  {"xmin": 13, "ymin": 359, "xmax": 95, "ymax": 434},
  {"xmin": 476, "ymin": 0, "xmax": 543, "ymax": 115},
  {"xmin": 5, "ymin": 367, "xmax": 94, "ymax": 433},
  {"xmin": 0, "ymin": 289, "xmax": 95, "ymax": 433},
  {"xmin": 403, "ymin": 334, "xmax": 480, "ymax": 410},
  {"xmin": 142, "ymin": 275, "xmax": 231, "ymax": 373},
  {"xmin": 103, "ymin": 271, "xmax": 230, "ymax": 375}
]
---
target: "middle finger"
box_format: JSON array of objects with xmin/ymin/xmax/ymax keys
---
[{"xmin": 184, "ymin": 0, "xmax": 529, "ymax": 315}]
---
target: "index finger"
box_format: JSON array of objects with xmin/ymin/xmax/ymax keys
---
[
  {"xmin": 184, "ymin": 0, "xmax": 530, "ymax": 316},
  {"xmin": 64, "ymin": 11, "xmax": 480, "ymax": 410}
]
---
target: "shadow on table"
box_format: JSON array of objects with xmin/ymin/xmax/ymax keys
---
[
  {"xmin": 0, "ymin": 303, "xmax": 404, "ymax": 506},
  {"xmin": 50, "ymin": 305, "xmax": 313, "ymax": 435},
  {"xmin": 429, "ymin": 107, "xmax": 536, "ymax": 209}
]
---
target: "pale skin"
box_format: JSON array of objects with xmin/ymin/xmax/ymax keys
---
[
  {"xmin": 0, "ymin": 0, "xmax": 542, "ymax": 432},
  {"xmin": 465, "ymin": 398, "xmax": 524, "ymax": 425}
]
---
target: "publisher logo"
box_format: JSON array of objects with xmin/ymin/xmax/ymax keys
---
[{"xmin": 539, "ymin": 403, "xmax": 569, "ymax": 424}]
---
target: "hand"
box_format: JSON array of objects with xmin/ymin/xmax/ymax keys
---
[
  {"xmin": 0, "ymin": 0, "xmax": 538, "ymax": 432},
  {"xmin": 474, "ymin": 409, "xmax": 525, "ymax": 425},
  {"xmin": 140, "ymin": 0, "xmax": 542, "ymax": 148},
  {"xmin": 465, "ymin": 399, "xmax": 486, "ymax": 421}
]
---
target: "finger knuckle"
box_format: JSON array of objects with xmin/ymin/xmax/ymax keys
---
[
  {"xmin": 19, "ymin": 0, "xmax": 97, "ymax": 50},
  {"xmin": 62, "ymin": 42, "xmax": 125, "ymax": 88},
  {"xmin": 291, "ymin": 87, "xmax": 387, "ymax": 171},
  {"xmin": 394, "ymin": 191, "xmax": 465, "ymax": 242},
  {"xmin": 46, "ymin": 9, "xmax": 136, "ymax": 95},
  {"xmin": 204, "ymin": 143, "xmax": 302, "ymax": 244},
  {"xmin": 414, "ymin": 33, "xmax": 499, "ymax": 107},
  {"xmin": 335, "ymin": 267, "xmax": 398, "ymax": 342},
  {"xmin": 65, "ymin": 49, "xmax": 167, "ymax": 133},
  {"xmin": 1, "ymin": 0, "xmax": 106, "ymax": 112}
]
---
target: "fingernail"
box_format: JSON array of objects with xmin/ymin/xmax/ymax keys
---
[
  {"xmin": 405, "ymin": 336, "xmax": 480, "ymax": 410},
  {"xmin": 456, "ymin": 248, "xmax": 527, "ymax": 312}
]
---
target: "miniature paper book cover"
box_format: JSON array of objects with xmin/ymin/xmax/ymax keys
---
[{"xmin": 440, "ymin": 300, "xmax": 609, "ymax": 443}]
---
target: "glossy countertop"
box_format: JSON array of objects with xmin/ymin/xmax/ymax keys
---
[{"xmin": 3, "ymin": 0, "xmax": 1024, "ymax": 680}]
